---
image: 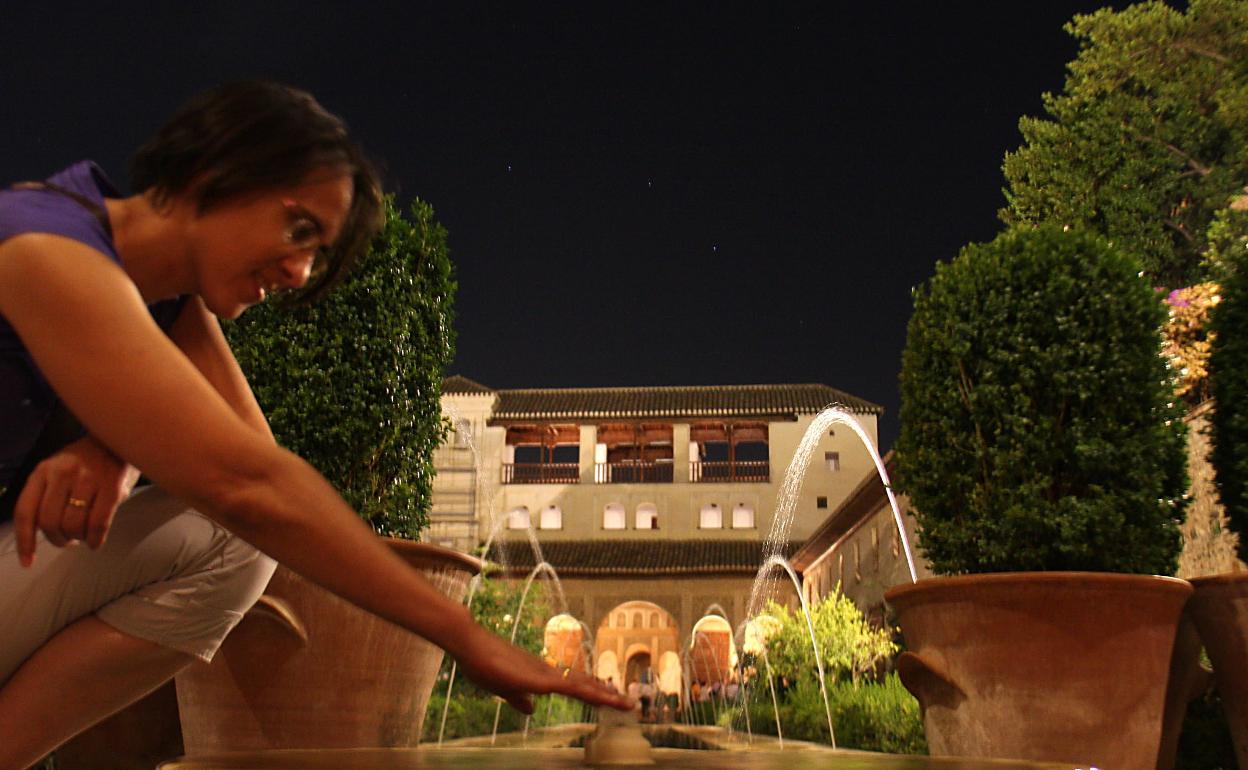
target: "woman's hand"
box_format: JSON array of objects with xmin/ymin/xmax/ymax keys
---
[
  {"xmin": 12, "ymin": 435, "xmax": 140, "ymax": 565},
  {"xmin": 451, "ymin": 621, "xmax": 634, "ymax": 715}
]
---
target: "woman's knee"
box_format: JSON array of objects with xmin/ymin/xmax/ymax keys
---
[{"xmin": 93, "ymin": 488, "xmax": 276, "ymax": 661}]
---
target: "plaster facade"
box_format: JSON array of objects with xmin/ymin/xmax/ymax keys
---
[{"xmin": 427, "ymin": 378, "xmax": 883, "ymax": 690}]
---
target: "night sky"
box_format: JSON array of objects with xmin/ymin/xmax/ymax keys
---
[{"xmin": 1, "ymin": 2, "xmax": 1135, "ymax": 451}]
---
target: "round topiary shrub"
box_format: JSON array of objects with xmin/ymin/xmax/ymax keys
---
[
  {"xmin": 897, "ymin": 224, "xmax": 1187, "ymax": 575},
  {"xmin": 1209, "ymin": 207, "xmax": 1248, "ymax": 561},
  {"xmin": 225, "ymin": 197, "xmax": 456, "ymax": 539}
]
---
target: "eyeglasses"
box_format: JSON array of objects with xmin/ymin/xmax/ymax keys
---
[
  {"xmin": 282, "ymin": 199, "xmax": 331, "ymax": 278},
  {"xmin": 282, "ymin": 198, "xmax": 325, "ymax": 251}
]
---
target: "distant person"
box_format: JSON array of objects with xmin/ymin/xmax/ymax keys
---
[
  {"xmin": 639, "ymin": 678, "xmax": 654, "ymax": 721},
  {"xmin": 627, "ymin": 678, "xmax": 642, "ymax": 705},
  {"xmin": 0, "ymin": 81, "xmax": 630, "ymax": 769}
]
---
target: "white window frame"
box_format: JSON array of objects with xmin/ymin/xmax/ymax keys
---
[
  {"xmin": 731, "ymin": 503, "xmax": 755, "ymax": 529},
  {"xmin": 699, "ymin": 503, "xmax": 722, "ymax": 529},
  {"xmin": 603, "ymin": 503, "xmax": 626, "ymax": 530},
  {"xmin": 635, "ymin": 503, "xmax": 658, "ymax": 530},
  {"xmin": 507, "ymin": 506, "xmax": 531, "ymax": 530},
  {"xmin": 540, "ymin": 505, "xmax": 562, "ymax": 530}
]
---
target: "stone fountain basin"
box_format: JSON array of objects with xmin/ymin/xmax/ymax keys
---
[{"xmin": 160, "ymin": 746, "xmax": 1078, "ymax": 770}]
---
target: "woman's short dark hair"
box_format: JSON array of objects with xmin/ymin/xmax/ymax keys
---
[{"xmin": 130, "ymin": 81, "xmax": 383, "ymax": 302}]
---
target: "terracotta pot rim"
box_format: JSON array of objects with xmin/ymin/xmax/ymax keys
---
[
  {"xmin": 884, "ymin": 570, "xmax": 1192, "ymax": 605},
  {"xmin": 382, "ymin": 537, "xmax": 483, "ymax": 575},
  {"xmin": 1189, "ymin": 570, "xmax": 1248, "ymax": 589}
]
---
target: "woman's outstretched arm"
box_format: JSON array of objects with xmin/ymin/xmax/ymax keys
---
[{"xmin": 0, "ymin": 233, "xmax": 630, "ymax": 710}]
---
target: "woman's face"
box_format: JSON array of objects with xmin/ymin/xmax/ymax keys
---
[{"xmin": 188, "ymin": 168, "xmax": 353, "ymax": 319}]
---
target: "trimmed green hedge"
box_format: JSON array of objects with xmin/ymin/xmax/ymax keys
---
[
  {"xmin": 1209, "ymin": 208, "xmax": 1248, "ymax": 561},
  {"xmin": 897, "ymin": 225, "xmax": 1187, "ymax": 574},
  {"xmin": 225, "ymin": 198, "xmax": 455, "ymax": 538}
]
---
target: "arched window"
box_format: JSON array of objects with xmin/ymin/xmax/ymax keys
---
[
  {"xmin": 633, "ymin": 612, "xmax": 643, "ymax": 629},
  {"xmin": 650, "ymin": 612, "xmax": 659, "ymax": 628},
  {"xmin": 635, "ymin": 503, "xmax": 658, "ymax": 530},
  {"xmin": 507, "ymin": 506, "xmax": 530, "ymax": 530},
  {"xmin": 616, "ymin": 612, "xmax": 626, "ymax": 628},
  {"xmin": 699, "ymin": 503, "xmax": 722, "ymax": 529},
  {"xmin": 540, "ymin": 505, "xmax": 562, "ymax": 530},
  {"xmin": 603, "ymin": 503, "xmax": 625, "ymax": 530},
  {"xmin": 731, "ymin": 503, "xmax": 754, "ymax": 529}
]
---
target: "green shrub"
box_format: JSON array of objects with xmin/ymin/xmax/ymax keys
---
[
  {"xmin": 225, "ymin": 198, "xmax": 456, "ymax": 538},
  {"xmin": 422, "ymin": 692, "xmax": 590, "ymax": 741},
  {"xmin": 730, "ymin": 675, "xmax": 925, "ymax": 754},
  {"xmin": 897, "ymin": 224, "xmax": 1187, "ymax": 574},
  {"xmin": 755, "ymin": 595, "xmax": 896, "ymax": 688},
  {"xmin": 1209, "ymin": 209, "xmax": 1248, "ymax": 561},
  {"xmin": 1175, "ymin": 686, "xmax": 1236, "ymax": 770}
]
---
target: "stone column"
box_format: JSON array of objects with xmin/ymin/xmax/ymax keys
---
[
  {"xmin": 580, "ymin": 424, "xmax": 597, "ymax": 484},
  {"xmin": 673, "ymin": 423, "xmax": 691, "ymax": 483}
]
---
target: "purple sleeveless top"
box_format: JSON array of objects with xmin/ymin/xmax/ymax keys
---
[{"xmin": 0, "ymin": 161, "xmax": 188, "ymax": 500}]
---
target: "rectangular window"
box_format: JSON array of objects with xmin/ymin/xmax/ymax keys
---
[
  {"xmin": 816, "ymin": 496, "xmax": 828, "ymax": 509},
  {"xmin": 699, "ymin": 505, "xmax": 723, "ymax": 529},
  {"xmin": 825, "ymin": 452, "xmax": 840, "ymax": 472},
  {"xmin": 540, "ymin": 506, "xmax": 562, "ymax": 530}
]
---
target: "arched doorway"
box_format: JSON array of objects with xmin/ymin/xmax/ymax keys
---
[
  {"xmin": 689, "ymin": 615, "xmax": 735, "ymax": 685},
  {"xmin": 543, "ymin": 613, "xmax": 586, "ymax": 673},
  {"xmin": 626, "ymin": 651, "xmax": 652, "ymax": 686},
  {"xmin": 596, "ymin": 600, "xmax": 679, "ymax": 692},
  {"xmin": 596, "ymin": 649, "xmax": 621, "ymax": 691}
]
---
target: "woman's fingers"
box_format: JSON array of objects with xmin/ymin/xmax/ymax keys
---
[
  {"xmin": 85, "ymin": 488, "xmax": 119, "ymax": 549},
  {"xmin": 61, "ymin": 487, "xmax": 96, "ymax": 543},
  {"xmin": 507, "ymin": 694, "xmax": 535, "ymax": 715},
  {"xmin": 12, "ymin": 471, "xmax": 46, "ymax": 567},
  {"xmin": 35, "ymin": 466, "xmax": 73, "ymax": 548},
  {"xmin": 563, "ymin": 670, "xmax": 634, "ymax": 711}
]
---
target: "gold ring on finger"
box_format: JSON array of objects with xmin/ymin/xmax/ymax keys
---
[{"xmin": 67, "ymin": 497, "xmax": 89, "ymax": 509}]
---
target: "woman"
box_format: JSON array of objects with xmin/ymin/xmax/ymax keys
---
[{"xmin": 0, "ymin": 81, "xmax": 629, "ymax": 769}]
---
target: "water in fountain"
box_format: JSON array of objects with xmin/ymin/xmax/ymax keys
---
[
  {"xmin": 761, "ymin": 646, "xmax": 784, "ymax": 749},
  {"xmin": 718, "ymin": 405, "xmax": 919, "ymax": 750},
  {"xmin": 491, "ymin": 560, "xmax": 574, "ymax": 744},
  {"xmin": 747, "ymin": 555, "xmax": 837, "ymax": 748},
  {"xmin": 747, "ymin": 405, "xmax": 918, "ymax": 626},
  {"xmin": 436, "ymin": 512, "xmax": 561, "ymax": 745}
]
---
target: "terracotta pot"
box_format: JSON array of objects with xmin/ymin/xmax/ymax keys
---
[
  {"xmin": 1188, "ymin": 572, "xmax": 1248, "ymax": 770},
  {"xmin": 175, "ymin": 539, "xmax": 480, "ymax": 752},
  {"xmin": 884, "ymin": 572, "xmax": 1192, "ymax": 770},
  {"xmin": 1156, "ymin": 610, "xmax": 1211, "ymax": 770}
]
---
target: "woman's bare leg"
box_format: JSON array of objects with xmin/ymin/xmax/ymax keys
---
[{"xmin": 0, "ymin": 616, "xmax": 193, "ymax": 770}]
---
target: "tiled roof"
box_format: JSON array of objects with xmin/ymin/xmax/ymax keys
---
[
  {"xmin": 442, "ymin": 375, "xmax": 495, "ymax": 395},
  {"xmin": 488, "ymin": 383, "xmax": 882, "ymax": 422},
  {"xmin": 486, "ymin": 538, "xmax": 804, "ymax": 577}
]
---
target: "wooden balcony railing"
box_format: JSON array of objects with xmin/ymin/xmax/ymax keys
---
[
  {"xmin": 502, "ymin": 462, "xmax": 580, "ymax": 484},
  {"xmin": 594, "ymin": 460, "xmax": 674, "ymax": 484},
  {"xmin": 689, "ymin": 460, "xmax": 770, "ymax": 483}
]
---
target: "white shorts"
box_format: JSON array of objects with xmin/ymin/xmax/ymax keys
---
[{"xmin": 0, "ymin": 485, "xmax": 275, "ymax": 685}]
